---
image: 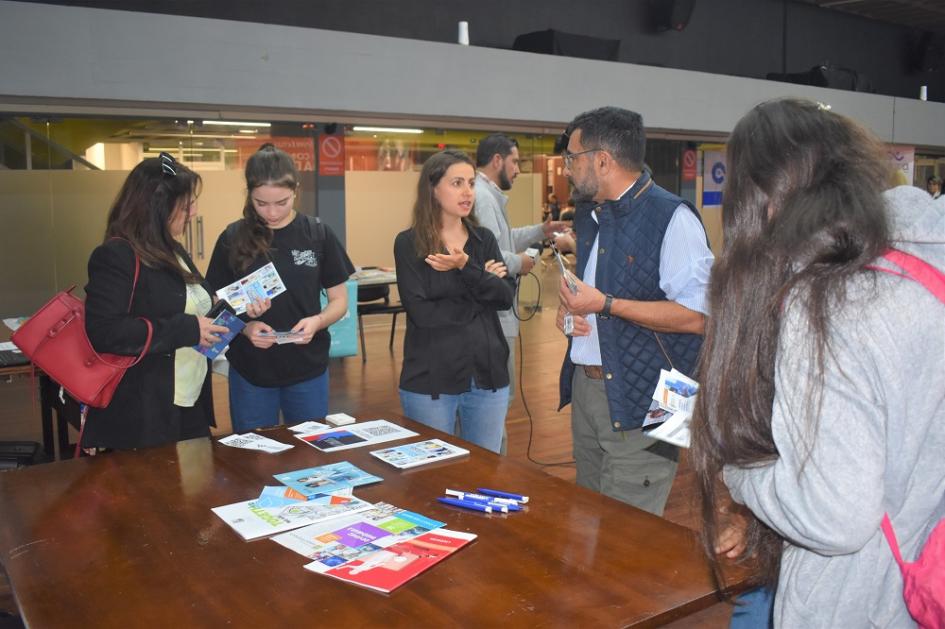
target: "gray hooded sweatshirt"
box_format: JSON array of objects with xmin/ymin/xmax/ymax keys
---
[
  {"xmin": 723, "ymin": 186, "xmax": 945, "ymax": 627},
  {"xmin": 474, "ymin": 171, "xmax": 545, "ymax": 338}
]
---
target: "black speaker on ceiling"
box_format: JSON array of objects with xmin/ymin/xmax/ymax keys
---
[
  {"xmin": 650, "ymin": 0, "xmax": 696, "ymax": 32},
  {"xmin": 909, "ymin": 32, "xmax": 944, "ymax": 73}
]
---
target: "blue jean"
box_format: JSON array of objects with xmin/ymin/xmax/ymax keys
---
[
  {"xmin": 228, "ymin": 368, "xmax": 329, "ymax": 432},
  {"xmin": 399, "ymin": 383, "xmax": 509, "ymax": 454},
  {"xmin": 730, "ymin": 587, "xmax": 774, "ymax": 629}
]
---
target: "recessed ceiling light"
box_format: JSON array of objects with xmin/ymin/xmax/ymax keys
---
[
  {"xmin": 352, "ymin": 126, "xmax": 423, "ymax": 134},
  {"xmin": 202, "ymin": 121, "xmax": 272, "ymax": 128}
]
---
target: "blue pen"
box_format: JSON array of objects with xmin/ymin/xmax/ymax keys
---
[
  {"xmin": 477, "ymin": 487, "xmax": 529, "ymax": 503},
  {"xmin": 437, "ymin": 497, "xmax": 506, "ymax": 514},
  {"xmin": 445, "ymin": 489, "xmax": 521, "ymax": 505},
  {"xmin": 444, "ymin": 492, "xmax": 523, "ymax": 511}
]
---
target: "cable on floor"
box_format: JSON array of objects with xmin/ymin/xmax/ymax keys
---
[{"xmin": 513, "ymin": 270, "xmax": 575, "ymax": 468}]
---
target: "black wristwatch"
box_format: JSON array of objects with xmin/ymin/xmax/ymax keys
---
[{"xmin": 600, "ymin": 293, "xmax": 614, "ymax": 319}]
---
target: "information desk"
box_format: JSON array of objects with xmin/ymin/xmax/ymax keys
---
[{"xmin": 0, "ymin": 416, "xmax": 747, "ymax": 627}]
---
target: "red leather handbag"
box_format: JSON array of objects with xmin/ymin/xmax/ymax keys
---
[{"xmin": 11, "ymin": 247, "xmax": 153, "ymax": 409}]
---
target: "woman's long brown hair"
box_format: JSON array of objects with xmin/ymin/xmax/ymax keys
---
[
  {"xmin": 104, "ymin": 156, "xmax": 201, "ymax": 282},
  {"xmin": 229, "ymin": 143, "xmax": 300, "ymax": 272},
  {"xmin": 410, "ymin": 149, "xmax": 478, "ymax": 257},
  {"xmin": 689, "ymin": 99, "xmax": 891, "ymax": 589}
]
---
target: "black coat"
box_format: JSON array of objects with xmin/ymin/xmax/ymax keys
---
[{"xmin": 82, "ymin": 239, "xmax": 215, "ymax": 449}]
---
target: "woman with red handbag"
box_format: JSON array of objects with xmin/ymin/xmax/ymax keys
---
[{"xmin": 81, "ymin": 153, "xmax": 229, "ymax": 450}]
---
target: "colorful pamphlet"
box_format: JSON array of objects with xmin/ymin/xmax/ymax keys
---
[
  {"xmin": 273, "ymin": 461, "xmax": 382, "ymax": 498},
  {"xmin": 211, "ymin": 492, "xmax": 372, "ymax": 541},
  {"xmin": 215, "ymin": 262, "xmax": 287, "ymax": 315},
  {"xmin": 255, "ymin": 486, "xmax": 352, "ymax": 508},
  {"xmin": 311, "ymin": 528, "xmax": 477, "ymax": 594},
  {"xmin": 271, "ymin": 502, "xmax": 445, "ymax": 562},
  {"xmin": 195, "ymin": 309, "xmax": 245, "ymax": 359},
  {"xmin": 294, "ymin": 420, "xmax": 418, "ymax": 453},
  {"xmin": 369, "ymin": 439, "xmax": 470, "ymax": 469}
]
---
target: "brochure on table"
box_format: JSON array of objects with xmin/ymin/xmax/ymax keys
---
[
  {"xmin": 255, "ymin": 485, "xmax": 347, "ymax": 508},
  {"xmin": 272, "ymin": 501, "xmax": 475, "ymax": 594},
  {"xmin": 215, "ymin": 262, "xmax": 287, "ymax": 315},
  {"xmin": 219, "ymin": 432, "xmax": 294, "ymax": 454},
  {"xmin": 294, "ymin": 420, "xmax": 418, "ymax": 452},
  {"xmin": 271, "ymin": 502, "xmax": 445, "ymax": 562},
  {"xmin": 640, "ymin": 368, "xmax": 699, "ymax": 448},
  {"xmin": 273, "ymin": 461, "xmax": 382, "ymax": 498},
  {"xmin": 370, "ymin": 439, "xmax": 470, "ymax": 469},
  {"xmin": 211, "ymin": 492, "xmax": 372, "ymax": 541},
  {"xmin": 315, "ymin": 529, "xmax": 476, "ymax": 594}
]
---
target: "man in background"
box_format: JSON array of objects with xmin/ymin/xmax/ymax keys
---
[
  {"xmin": 556, "ymin": 107, "xmax": 713, "ymax": 515},
  {"xmin": 927, "ymin": 175, "xmax": 942, "ymax": 200},
  {"xmin": 475, "ymin": 133, "xmax": 566, "ymax": 414}
]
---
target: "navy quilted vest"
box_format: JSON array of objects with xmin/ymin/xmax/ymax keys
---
[{"xmin": 558, "ymin": 172, "xmax": 706, "ymax": 431}]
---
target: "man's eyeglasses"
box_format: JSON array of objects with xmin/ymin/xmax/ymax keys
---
[
  {"xmin": 562, "ymin": 148, "xmax": 603, "ymax": 168},
  {"xmin": 159, "ymin": 152, "xmax": 177, "ymax": 177}
]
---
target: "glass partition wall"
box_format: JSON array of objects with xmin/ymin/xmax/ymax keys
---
[{"xmin": 0, "ymin": 114, "xmax": 564, "ymax": 318}]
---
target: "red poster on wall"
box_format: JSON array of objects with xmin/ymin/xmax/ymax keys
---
[
  {"xmin": 236, "ymin": 137, "xmax": 315, "ymax": 171},
  {"xmin": 681, "ymin": 149, "xmax": 697, "ymax": 182},
  {"xmin": 319, "ymin": 134, "xmax": 346, "ymax": 176}
]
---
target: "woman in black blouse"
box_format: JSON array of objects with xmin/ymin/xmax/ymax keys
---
[{"xmin": 394, "ymin": 150, "xmax": 514, "ymax": 453}]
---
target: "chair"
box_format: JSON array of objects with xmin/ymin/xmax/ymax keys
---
[{"xmin": 356, "ymin": 284, "xmax": 405, "ymax": 362}]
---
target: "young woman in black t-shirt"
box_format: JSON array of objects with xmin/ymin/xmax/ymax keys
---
[
  {"xmin": 207, "ymin": 144, "xmax": 354, "ymax": 431},
  {"xmin": 394, "ymin": 150, "xmax": 514, "ymax": 453}
]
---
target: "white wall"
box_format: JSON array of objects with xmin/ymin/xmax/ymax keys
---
[{"xmin": 1, "ymin": 0, "xmax": 943, "ymax": 147}]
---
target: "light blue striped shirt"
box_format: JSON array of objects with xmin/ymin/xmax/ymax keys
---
[{"xmin": 570, "ymin": 202, "xmax": 713, "ymax": 366}]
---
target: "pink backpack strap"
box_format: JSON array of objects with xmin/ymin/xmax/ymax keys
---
[
  {"xmin": 866, "ymin": 248, "xmax": 945, "ymax": 304},
  {"xmin": 881, "ymin": 513, "xmax": 906, "ymax": 569}
]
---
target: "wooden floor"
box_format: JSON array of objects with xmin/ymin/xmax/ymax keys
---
[{"xmin": 0, "ymin": 258, "xmax": 733, "ymax": 627}]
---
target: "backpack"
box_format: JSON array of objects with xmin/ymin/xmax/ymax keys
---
[{"xmin": 868, "ymin": 248, "xmax": 945, "ymax": 628}]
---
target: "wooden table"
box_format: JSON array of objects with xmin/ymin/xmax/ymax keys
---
[{"xmin": 0, "ymin": 416, "xmax": 747, "ymax": 627}]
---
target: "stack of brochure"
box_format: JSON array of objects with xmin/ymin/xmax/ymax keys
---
[
  {"xmin": 211, "ymin": 462, "xmax": 381, "ymax": 541},
  {"xmin": 272, "ymin": 502, "xmax": 476, "ymax": 594}
]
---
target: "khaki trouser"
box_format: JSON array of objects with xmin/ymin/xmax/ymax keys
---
[{"xmin": 570, "ymin": 368, "xmax": 678, "ymax": 515}]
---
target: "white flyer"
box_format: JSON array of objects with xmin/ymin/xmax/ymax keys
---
[
  {"xmin": 219, "ymin": 432, "xmax": 294, "ymax": 453},
  {"xmin": 215, "ymin": 262, "xmax": 287, "ymax": 314},
  {"xmin": 644, "ymin": 410, "xmax": 692, "ymax": 449},
  {"xmin": 641, "ymin": 369, "xmax": 700, "ymax": 449},
  {"xmin": 288, "ymin": 421, "xmax": 332, "ymax": 433}
]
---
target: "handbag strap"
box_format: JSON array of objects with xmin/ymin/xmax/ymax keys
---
[{"xmin": 94, "ymin": 238, "xmax": 154, "ymax": 369}]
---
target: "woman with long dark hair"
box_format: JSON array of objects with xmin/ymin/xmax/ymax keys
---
[
  {"xmin": 691, "ymin": 99, "xmax": 945, "ymax": 626},
  {"xmin": 206, "ymin": 144, "xmax": 354, "ymax": 431},
  {"xmin": 394, "ymin": 150, "xmax": 514, "ymax": 453},
  {"xmin": 83, "ymin": 153, "xmax": 228, "ymax": 449}
]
